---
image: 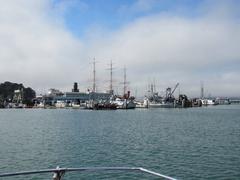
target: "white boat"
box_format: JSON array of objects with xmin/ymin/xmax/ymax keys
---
[
  {"xmin": 55, "ymin": 101, "xmax": 66, "ymax": 108},
  {"xmin": 112, "ymin": 98, "xmax": 136, "ymax": 109},
  {"xmin": 71, "ymin": 103, "xmax": 81, "ymax": 109},
  {"xmin": 215, "ymin": 98, "xmax": 231, "ymax": 105},
  {"xmin": 36, "ymin": 102, "xmax": 45, "ymax": 108},
  {"xmin": 135, "ymin": 98, "xmax": 149, "ymax": 108},
  {"xmin": 200, "ymin": 99, "xmax": 218, "ymax": 106},
  {"xmin": 148, "ymin": 101, "xmax": 175, "ymax": 108}
]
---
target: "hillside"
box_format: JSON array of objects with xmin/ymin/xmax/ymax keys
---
[{"xmin": 0, "ymin": 81, "xmax": 36, "ymax": 106}]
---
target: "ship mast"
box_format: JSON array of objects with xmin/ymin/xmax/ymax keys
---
[
  {"xmin": 200, "ymin": 81, "xmax": 204, "ymax": 99},
  {"xmin": 106, "ymin": 60, "xmax": 114, "ymax": 95},
  {"xmin": 123, "ymin": 66, "xmax": 127, "ymax": 95},
  {"xmin": 92, "ymin": 58, "xmax": 96, "ymax": 93},
  {"xmin": 153, "ymin": 78, "xmax": 156, "ymax": 93},
  {"xmin": 110, "ymin": 60, "xmax": 113, "ymax": 94}
]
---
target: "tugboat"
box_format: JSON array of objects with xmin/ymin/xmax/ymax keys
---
[{"xmin": 176, "ymin": 94, "xmax": 193, "ymax": 108}]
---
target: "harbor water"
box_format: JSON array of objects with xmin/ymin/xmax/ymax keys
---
[{"xmin": 0, "ymin": 105, "xmax": 240, "ymax": 179}]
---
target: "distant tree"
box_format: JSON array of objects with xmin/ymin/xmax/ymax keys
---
[
  {"xmin": 23, "ymin": 87, "xmax": 36, "ymax": 105},
  {"xmin": 0, "ymin": 81, "xmax": 36, "ymax": 106}
]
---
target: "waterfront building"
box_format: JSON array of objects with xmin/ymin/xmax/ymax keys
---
[{"xmin": 53, "ymin": 92, "xmax": 111, "ymax": 102}]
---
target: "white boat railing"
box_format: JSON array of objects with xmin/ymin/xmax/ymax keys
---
[{"xmin": 0, "ymin": 166, "xmax": 177, "ymax": 180}]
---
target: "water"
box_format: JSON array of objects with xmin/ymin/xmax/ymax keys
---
[{"xmin": 0, "ymin": 105, "xmax": 240, "ymax": 179}]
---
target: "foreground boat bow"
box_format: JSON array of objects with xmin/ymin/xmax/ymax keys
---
[{"xmin": 0, "ymin": 166, "xmax": 177, "ymax": 180}]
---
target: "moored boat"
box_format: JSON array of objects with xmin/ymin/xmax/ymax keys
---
[
  {"xmin": 112, "ymin": 98, "xmax": 136, "ymax": 109},
  {"xmin": 200, "ymin": 99, "xmax": 218, "ymax": 106},
  {"xmin": 148, "ymin": 101, "xmax": 174, "ymax": 108},
  {"xmin": 135, "ymin": 98, "xmax": 149, "ymax": 108}
]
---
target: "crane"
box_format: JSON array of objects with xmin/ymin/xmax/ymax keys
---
[{"xmin": 171, "ymin": 83, "xmax": 179, "ymax": 96}]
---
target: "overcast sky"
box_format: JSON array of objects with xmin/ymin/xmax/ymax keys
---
[{"xmin": 0, "ymin": 0, "xmax": 239, "ymax": 97}]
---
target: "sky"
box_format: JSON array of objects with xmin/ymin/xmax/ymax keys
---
[{"xmin": 0, "ymin": 0, "xmax": 240, "ymax": 97}]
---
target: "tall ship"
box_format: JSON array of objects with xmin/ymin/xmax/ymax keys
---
[{"xmin": 111, "ymin": 67, "xmax": 136, "ymax": 109}]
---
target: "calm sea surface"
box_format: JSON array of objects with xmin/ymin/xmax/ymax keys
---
[{"xmin": 0, "ymin": 105, "xmax": 240, "ymax": 179}]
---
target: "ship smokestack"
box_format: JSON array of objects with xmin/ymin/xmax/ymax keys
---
[
  {"xmin": 127, "ymin": 91, "xmax": 130, "ymax": 99},
  {"xmin": 72, "ymin": 82, "xmax": 79, "ymax": 92}
]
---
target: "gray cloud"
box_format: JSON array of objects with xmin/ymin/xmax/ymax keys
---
[
  {"xmin": 0, "ymin": 0, "xmax": 87, "ymax": 93},
  {"xmin": 87, "ymin": 3, "xmax": 240, "ymax": 97}
]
